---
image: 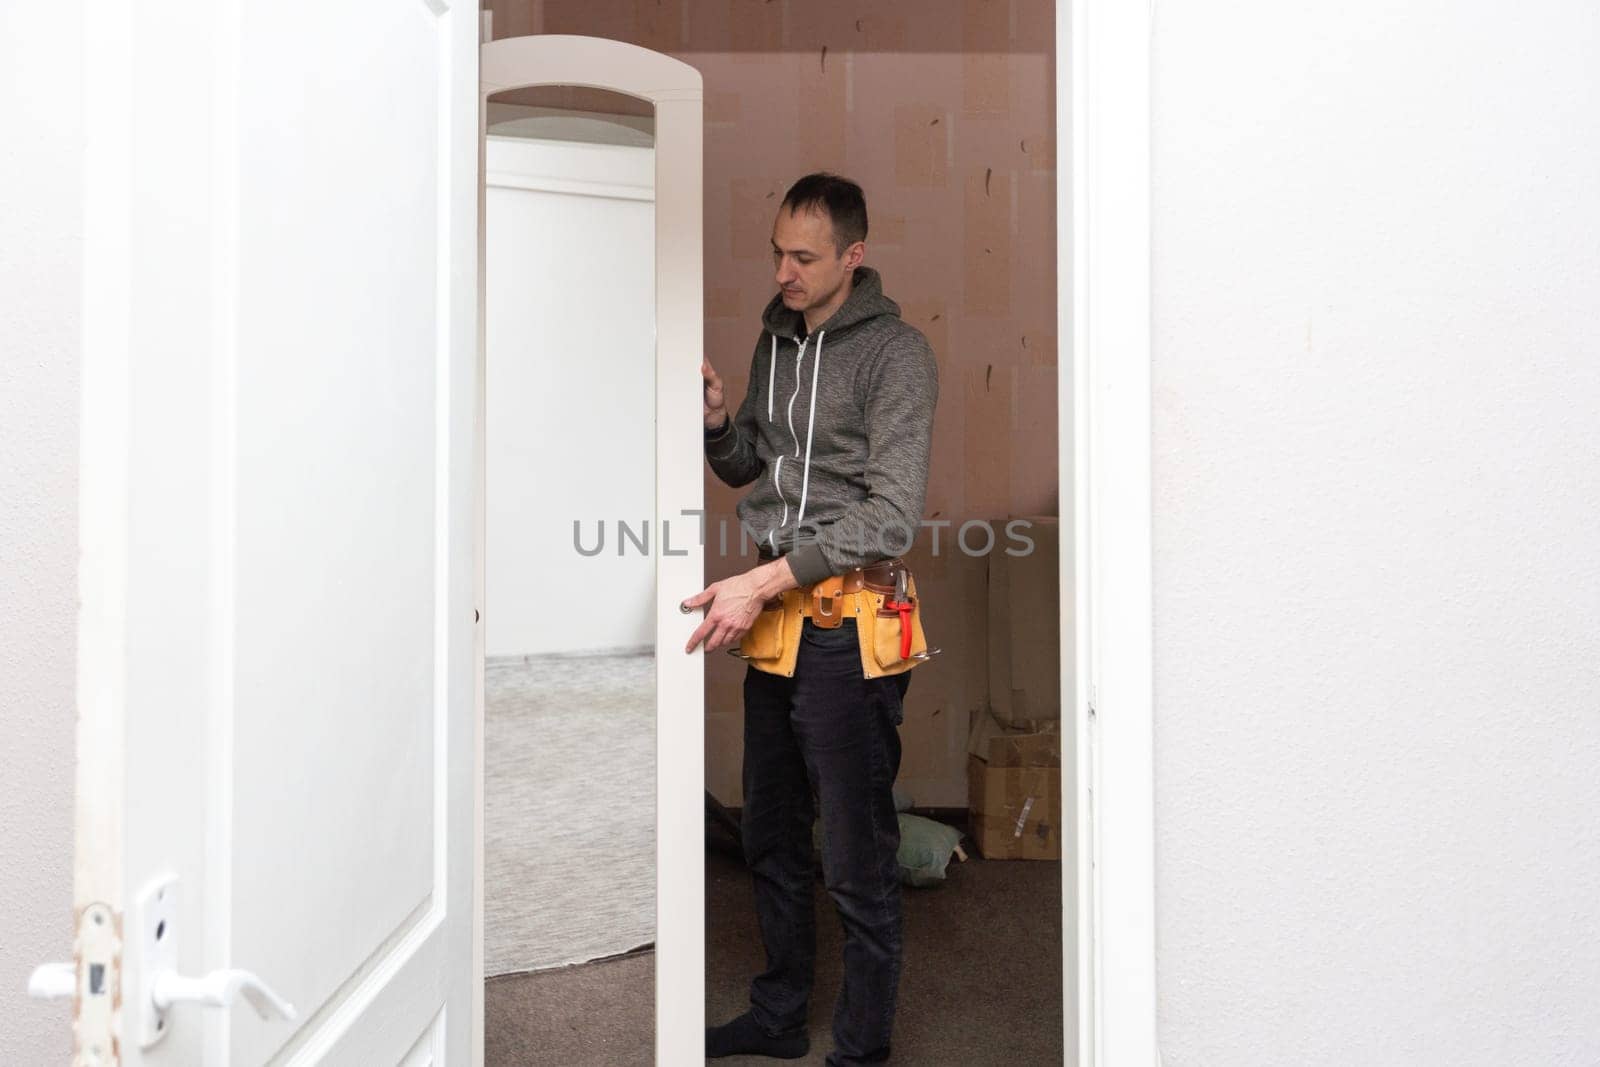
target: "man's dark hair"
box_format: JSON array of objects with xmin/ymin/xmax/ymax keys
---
[{"xmin": 781, "ymin": 172, "xmax": 868, "ymax": 256}]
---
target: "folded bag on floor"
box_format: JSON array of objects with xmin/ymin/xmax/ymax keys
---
[{"xmin": 812, "ymin": 812, "xmax": 965, "ymax": 888}]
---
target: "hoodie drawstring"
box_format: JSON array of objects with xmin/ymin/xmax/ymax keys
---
[
  {"xmin": 796, "ymin": 329, "xmax": 824, "ymax": 528},
  {"xmin": 766, "ymin": 334, "xmax": 777, "ymax": 423}
]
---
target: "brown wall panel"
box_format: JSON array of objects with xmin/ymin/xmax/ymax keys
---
[{"xmin": 892, "ymin": 104, "xmax": 951, "ymax": 190}]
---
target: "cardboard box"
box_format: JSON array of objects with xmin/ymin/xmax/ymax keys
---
[
  {"xmin": 966, "ymin": 717, "xmax": 1062, "ymax": 861},
  {"xmin": 986, "ymin": 516, "xmax": 1061, "ymax": 723}
]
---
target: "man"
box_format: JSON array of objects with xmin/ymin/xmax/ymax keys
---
[{"xmin": 681, "ymin": 173, "xmax": 939, "ymax": 1065}]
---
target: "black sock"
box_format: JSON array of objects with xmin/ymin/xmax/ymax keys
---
[{"xmin": 705, "ymin": 1011, "xmax": 809, "ymax": 1059}]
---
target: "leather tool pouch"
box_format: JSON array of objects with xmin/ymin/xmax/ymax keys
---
[
  {"xmin": 737, "ymin": 591, "xmax": 806, "ymax": 676},
  {"xmin": 733, "ymin": 560, "xmax": 931, "ymax": 680},
  {"xmin": 740, "ymin": 595, "xmax": 788, "ymax": 661},
  {"xmin": 854, "ymin": 561, "xmax": 931, "ymax": 679}
]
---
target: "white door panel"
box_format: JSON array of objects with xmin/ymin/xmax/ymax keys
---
[
  {"xmin": 71, "ymin": 0, "xmax": 479, "ymax": 1062},
  {"xmin": 479, "ymin": 35, "xmax": 705, "ymax": 1063}
]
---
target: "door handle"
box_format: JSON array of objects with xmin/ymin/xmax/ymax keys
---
[
  {"xmin": 27, "ymin": 961, "xmax": 74, "ymax": 1000},
  {"xmin": 150, "ymin": 968, "xmax": 297, "ymax": 1020},
  {"xmin": 135, "ymin": 872, "xmax": 297, "ymax": 1048}
]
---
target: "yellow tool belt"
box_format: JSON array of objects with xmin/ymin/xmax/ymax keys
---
[{"xmin": 735, "ymin": 556, "xmax": 935, "ymax": 679}]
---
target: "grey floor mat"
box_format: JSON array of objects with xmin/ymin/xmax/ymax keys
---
[{"xmin": 485, "ymin": 652, "xmax": 656, "ymax": 975}]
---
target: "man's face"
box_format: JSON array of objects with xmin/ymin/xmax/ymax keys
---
[{"xmin": 772, "ymin": 204, "xmax": 860, "ymax": 316}]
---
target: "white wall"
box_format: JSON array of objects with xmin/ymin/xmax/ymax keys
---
[
  {"xmin": 1151, "ymin": 3, "xmax": 1600, "ymax": 1063},
  {"xmin": 0, "ymin": 4, "xmax": 80, "ymax": 1062},
  {"xmin": 485, "ymin": 134, "xmax": 657, "ymax": 656}
]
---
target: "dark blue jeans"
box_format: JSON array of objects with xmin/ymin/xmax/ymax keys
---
[{"xmin": 741, "ymin": 617, "xmax": 911, "ymax": 1066}]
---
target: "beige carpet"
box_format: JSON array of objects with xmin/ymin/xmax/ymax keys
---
[{"xmin": 485, "ymin": 652, "xmax": 656, "ymax": 976}]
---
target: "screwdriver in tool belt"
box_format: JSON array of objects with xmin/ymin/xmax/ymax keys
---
[{"xmin": 886, "ymin": 568, "xmax": 914, "ymax": 660}]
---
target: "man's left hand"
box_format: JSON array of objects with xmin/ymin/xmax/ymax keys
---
[{"xmin": 681, "ymin": 558, "xmax": 797, "ymax": 654}]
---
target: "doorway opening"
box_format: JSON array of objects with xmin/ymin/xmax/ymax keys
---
[{"xmin": 474, "ymin": 10, "xmax": 1094, "ymax": 1063}]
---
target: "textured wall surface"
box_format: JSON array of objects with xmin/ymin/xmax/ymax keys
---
[
  {"xmin": 488, "ymin": 0, "xmax": 1061, "ymax": 806},
  {"xmin": 0, "ymin": 3, "xmax": 80, "ymax": 1062},
  {"xmin": 1152, "ymin": 2, "xmax": 1600, "ymax": 1063}
]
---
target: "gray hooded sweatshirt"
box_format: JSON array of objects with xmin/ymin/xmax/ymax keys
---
[{"xmin": 705, "ymin": 266, "xmax": 939, "ymax": 586}]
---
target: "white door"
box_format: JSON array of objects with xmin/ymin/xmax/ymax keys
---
[
  {"xmin": 480, "ymin": 34, "xmax": 707, "ymax": 1065},
  {"xmin": 35, "ymin": 0, "xmax": 482, "ymax": 1062}
]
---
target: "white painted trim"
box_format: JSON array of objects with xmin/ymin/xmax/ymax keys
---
[
  {"xmin": 204, "ymin": 0, "xmax": 242, "ymax": 1059},
  {"xmin": 484, "ymin": 173, "xmax": 654, "ymax": 202},
  {"xmin": 1061, "ymin": 4, "xmax": 1089, "ymax": 1064},
  {"xmin": 650, "ymin": 89, "xmax": 706, "ymax": 1067},
  {"xmin": 483, "ymin": 135, "xmax": 655, "ymax": 203},
  {"xmin": 1067, "ymin": 0, "xmax": 1158, "ymax": 1063},
  {"xmin": 483, "ymin": 172, "xmax": 652, "ymax": 202},
  {"xmin": 472, "ymin": 66, "xmax": 488, "ymax": 1067},
  {"xmin": 481, "ymin": 34, "xmax": 702, "ymax": 100},
  {"xmin": 477, "ymin": 34, "xmax": 705, "ymax": 1067},
  {"xmin": 76, "ymin": 6, "xmax": 134, "ymax": 1056},
  {"xmin": 439, "ymin": 9, "xmax": 486, "ymax": 1067}
]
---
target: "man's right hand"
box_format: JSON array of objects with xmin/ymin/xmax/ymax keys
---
[{"xmin": 702, "ymin": 358, "xmax": 729, "ymax": 432}]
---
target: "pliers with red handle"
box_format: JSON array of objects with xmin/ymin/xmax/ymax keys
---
[{"xmin": 884, "ymin": 569, "xmax": 915, "ymax": 660}]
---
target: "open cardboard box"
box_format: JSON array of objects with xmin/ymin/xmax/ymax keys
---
[{"xmin": 966, "ymin": 716, "xmax": 1062, "ymax": 861}]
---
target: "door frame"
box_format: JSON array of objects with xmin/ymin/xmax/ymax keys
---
[
  {"xmin": 472, "ymin": 3, "xmax": 1158, "ymax": 1062},
  {"xmin": 1066, "ymin": 0, "xmax": 1159, "ymax": 1061}
]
